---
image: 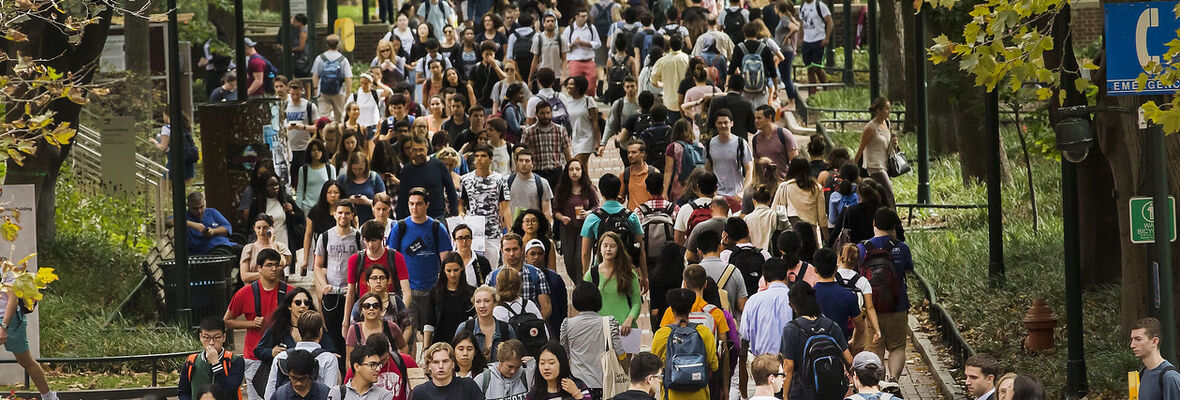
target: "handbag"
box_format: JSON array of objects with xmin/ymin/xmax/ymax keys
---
[
  {"xmin": 600, "ymin": 316, "xmax": 629, "ymax": 398},
  {"xmin": 887, "ymin": 150, "xmax": 911, "ymax": 177}
]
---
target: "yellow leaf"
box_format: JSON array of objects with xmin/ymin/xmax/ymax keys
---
[
  {"xmin": 1074, "ymin": 78, "xmax": 1091, "ymax": 96},
  {"xmin": 1082, "ymin": 60, "xmax": 1099, "ymax": 70},
  {"xmin": 0, "ymin": 221, "xmax": 19, "ymax": 241},
  {"xmin": 1036, "ymin": 87, "xmax": 1053, "ymax": 100}
]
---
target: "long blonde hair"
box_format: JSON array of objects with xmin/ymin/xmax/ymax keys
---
[
  {"xmin": 502, "ymin": 60, "xmax": 523, "ymax": 82},
  {"xmin": 375, "ymin": 39, "xmax": 396, "ymax": 63}
]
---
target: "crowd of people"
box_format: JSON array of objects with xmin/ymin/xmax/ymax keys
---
[{"xmin": 154, "ymin": 0, "xmax": 1178, "ymax": 399}]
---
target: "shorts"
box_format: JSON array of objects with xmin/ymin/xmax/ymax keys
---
[
  {"xmin": 868, "ymin": 311, "xmax": 908, "ymax": 352},
  {"xmin": 4, "ymin": 312, "xmax": 28, "ymax": 354},
  {"xmin": 410, "ymin": 289, "xmax": 431, "ymax": 330},
  {"xmin": 800, "ymin": 41, "xmax": 825, "ymax": 68}
]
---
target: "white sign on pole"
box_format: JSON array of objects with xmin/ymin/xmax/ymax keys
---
[
  {"xmin": 101, "ymin": 116, "xmax": 138, "ymax": 194},
  {"xmin": 0, "ymin": 185, "xmax": 40, "ymax": 384}
]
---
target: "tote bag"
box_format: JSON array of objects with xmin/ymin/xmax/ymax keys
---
[{"xmin": 601, "ymin": 316, "xmax": 629, "ymax": 398}]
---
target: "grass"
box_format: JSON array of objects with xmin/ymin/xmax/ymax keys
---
[
  {"xmin": 38, "ymin": 170, "xmax": 199, "ymax": 362},
  {"xmin": 809, "ymin": 88, "xmax": 1139, "ymax": 397}
]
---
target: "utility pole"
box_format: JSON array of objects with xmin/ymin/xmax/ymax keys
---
[
  {"xmin": 842, "ymin": 0, "xmax": 853, "ymax": 86},
  {"xmin": 167, "ymin": 0, "xmax": 191, "ymax": 326},
  {"xmin": 986, "ymin": 88, "xmax": 1004, "ymax": 287},
  {"xmin": 867, "ymin": 0, "xmax": 879, "ymax": 99},
  {"xmin": 913, "ymin": 3, "xmax": 930, "ymax": 204}
]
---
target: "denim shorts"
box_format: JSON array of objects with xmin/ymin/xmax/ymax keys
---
[{"xmin": 5, "ymin": 312, "xmax": 29, "ymax": 354}]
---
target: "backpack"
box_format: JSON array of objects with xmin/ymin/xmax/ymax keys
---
[
  {"xmin": 507, "ymin": 173, "xmax": 544, "ymax": 209},
  {"xmin": 590, "ymin": 267, "xmax": 634, "ymax": 307},
  {"xmin": 859, "ymin": 240, "xmax": 903, "ymax": 313},
  {"xmin": 622, "ymin": 165, "xmax": 658, "ymax": 200},
  {"xmin": 503, "ymin": 300, "xmax": 548, "ymax": 357},
  {"xmin": 662, "ymin": 322, "xmax": 710, "ymax": 392},
  {"xmin": 511, "ymin": 30, "xmax": 537, "ymax": 67},
  {"xmin": 638, "ymin": 203, "xmax": 675, "ymax": 261},
  {"xmin": 786, "ymin": 261, "xmax": 811, "ymax": 285},
  {"xmin": 318, "ymin": 54, "xmax": 347, "ymax": 95},
  {"xmin": 685, "ymin": 201, "xmax": 714, "ymax": 236},
  {"xmin": 1139, "ymin": 364, "xmax": 1180, "ymax": 396},
  {"xmin": 541, "ymin": 93, "xmax": 571, "ymax": 131},
  {"xmin": 790, "ymin": 318, "xmax": 849, "ymax": 400},
  {"xmin": 686, "ymin": 303, "xmax": 719, "ymax": 336},
  {"xmin": 676, "ymin": 141, "xmax": 705, "ymax": 183},
  {"xmin": 738, "ymin": 42, "xmax": 768, "ymax": 92},
  {"xmin": 185, "ymin": 350, "xmax": 236, "ymax": 380},
  {"xmin": 636, "ymin": 29, "xmax": 657, "ymax": 66},
  {"xmin": 351, "ymin": 90, "xmax": 382, "ymax": 108},
  {"xmin": 251, "ymin": 53, "xmax": 279, "ymax": 94},
  {"xmin": 639, "ymin": 124, "xmax": 672, "ymax": 169},
  {"xmin": 752, "ymin": 127, "xmax": 790, "ymax": 158},
  {"xmin": 615, "ymin": 24, "xmax": 639, "ymax": 57},
  {"xmin": 847, "ymin": 394, "xmax": 895, "ymax": 400},
  {"xmin": 273, "ymin": 348, "xmax": 328, "ymax": 392},
  {"xmin": 594, "ymin": 208, "xmax": 639, "ymax": 258},
  {"xmin": 180, "ymin": 126, "xmax": 200, "ymax": 163},
  {"xmin": 659, "ymin": 23, "xmax": 684, "ymax": 38},
  {"xmin": 700, "ymin": 52, "xmax": 725, "ymax": 87},
  {"xmin": 835, "ymin": 270, "xmax": 867, "ymax": 310},
  {"xmin": 592, "ymin": 1, "xmax": 618, "ymax": 46},
  {"xmin": 727, "ymin": 245, "xmax": 765, "ymax": 296},
  {"xmin": 722, "ymin": 8, "xmax": 747, "ymax": 45},
  {"xmin": 351, "ymin": 249, "xmax": 403, "ymax": 296},
  {"xmin": 715, "ymin": 264, "xmax": 738, "ymax": 310},
  {"xmin": 480, "ymin": 362, "xmax": 530, "ymax": 392},
  {"xmin": 350, "ymin": 320, "xmax": 398, "ymax": 349},
  {"xmin": 607, "ymin": 54, "xmax": 632, "ymax": 100},
  {"xmin": 392, "ymin": 219, "xmax": 443, "ymax": 256}
]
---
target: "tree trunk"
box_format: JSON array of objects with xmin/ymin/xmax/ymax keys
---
[
  {"xmin": 3, "ymin": 2, "xmax": 114, "ymax": 249},
  {"xmin": 879, "ymin": 0, "xmax": 906, "ymax": 103},
  {"xmin": 901, "ymin": 0, "xmax": 918, "ymax": 134},
  {"xmin": 1077, "ymin": 148, "xmax": 1123, "ymax": 289},
  {"xmin": 124, "ymin": 0, "xmax": 150, "ymax": 74},
  {"xmin": 954, "ymin": 88, "xmax": 1012, "ymax": 185}
]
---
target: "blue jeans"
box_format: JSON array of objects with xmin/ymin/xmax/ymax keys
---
[{"xmin": 779, "ymin": 50, "xmax": 800, "ymax": 101}]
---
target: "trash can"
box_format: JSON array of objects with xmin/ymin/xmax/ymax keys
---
[{"xmin": 160, "ymin": 254, "xmax": 236, "ymax": 328}]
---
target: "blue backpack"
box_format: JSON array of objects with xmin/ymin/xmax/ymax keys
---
[
  {"xmin": 676, "ymin": 141, "xmax": 705, "ymax": 183},
  {"xmin": 663, "ymin": 322, "xmax": 709, "ymax": 392},
  {"xmin": 791, "ymin": 318, "xmax": 849, "ymax": 400},
  {"xmin": 318, "ymin": 54, "xmax": 346, "ymax": 95},
  {"xmin": 739, "ymin": 42, "xmax": 768, "ymax": 92},
  {"xmin": 637, "ymin": 29, "xmax": 657, "ymax": 65}
]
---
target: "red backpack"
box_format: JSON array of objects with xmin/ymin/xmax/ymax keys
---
[{"xmin": 685, "ymin": 201, "xmax": 714, "ymax": 235}]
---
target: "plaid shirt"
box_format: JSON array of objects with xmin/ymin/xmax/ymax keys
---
[
  {"xmin": 636, "ymin": 198, "xmax": 678, "ymax": 216},
  {"xmin": 522, "ymin": 121, "xmax": 570, "ymax": 171},
  {"xmin": 486, "ymin": 264, "xmax": 551, "ymax": 303}
]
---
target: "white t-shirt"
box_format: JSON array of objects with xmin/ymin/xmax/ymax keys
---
[
  {"xmin": 312, "ymin": 50, "xmax": 353, "ymax": 92},
  {"xmin": 285, "ymin": 98, "xmax": 318, "ymax": 151},
  {"xmin": 558, "ymin": 93, "xmax": 597, "ymax": 155},
  {"xmin": 674, "ymin": 198, "xmax": 713, "ymax": 232},
  {"xmin": 531, "ymin": 31, "xmax": 567, "ymax": 78},
  {"xmin": 352, "ymin": 88, "xmax": 385, "ymax": 127},
  {"xmin": 836, "ymin": 268, "xmax": 872, "ymax": 294},
  {"xmin": 491, "ymin": 142, "xmax": 512, "ymax": 176},
  {"xmin": 798, "ymin": 0, "xmax": 832, "ymax": 43},
  {"xmin": 264, "ymin": 198, "xmax": 289, "ymax": 245}
]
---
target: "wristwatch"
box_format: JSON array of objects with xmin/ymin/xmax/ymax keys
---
[{"xmin": 2, "ymin": 321, "xmax": 10, "ymax": 329}]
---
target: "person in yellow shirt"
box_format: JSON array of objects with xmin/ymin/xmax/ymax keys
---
[
  {"xmin": 659, "ymin": 264, "xmax": 729, "ymax": 339},
  {"xmin": 650, "ymin": 35, "xmax": 691, "ymax": 123},
  {"xmin": 652, "ymin": 288, "xmax": 719, "ymax": 400}
]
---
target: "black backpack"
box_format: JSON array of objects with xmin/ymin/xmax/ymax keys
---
[
  {"xmin": 503, "ymin": 301, "xmax": 547, "ymax": 357},
  {"xmin": 250, "ymin": 53, "xmax": 280, "ymax": 94},
  {"xmin": 727, "ymin": 245, "xmax": 765, "ymax": 296},
  {"xmin": 722, "ymin": 8, "xmax": 747, "ymax": 46},
  {"xmin": 255, "ymin": 347, "xmax": 326, "ymax": 398},
  {"xmin": 512, "ymin": 30, "xmax": 537, "ymax": 67},
  {"xmin": 859, "ymin": 240, "xmax": 903, "ymax": 313},
  {"xmin": 594, "ymin": 208, "xmax": 639, "ymax": 258},
  {"xmin": 180, "ymin": 126, "xmax": 200, "ymax": 163},
  {"xmin": 790, "ymin": 318, "xmax": 849, "ymax": 400},
  {"xmin": 639, "ymin": 123, "xmax": 672, "ymax": 170}
]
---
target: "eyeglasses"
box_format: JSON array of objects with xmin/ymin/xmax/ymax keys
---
[
  {"xmin": 361, "ymin": 302, "xmax": 383, "ymax": 310},
  {"xmin": 292, "ymin": 299, "xmax": 310, "ymax": 306},
  {"xmin": 454, "ymin": 235, "xmax": 472, "ymax": 241},
  {"xmin": 289, "ymin": 374, "xmax": 313, "ymax": 383},
  {"xmin": 200, "ymin": 334, "xmax": 225, "ymax": 341},
  {"xmin": 360, "ymin": 361, "xmax": 384, "ymax": 369}
]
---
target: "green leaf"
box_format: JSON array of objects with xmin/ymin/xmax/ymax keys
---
[{"xmin": 1074, "ymin": 77, "xmax": 1091, "ymax": 96}]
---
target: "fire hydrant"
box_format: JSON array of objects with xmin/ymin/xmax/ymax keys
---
[{"xmin": 1023, "ymin": 298, "xmax": 1059, "ymax": 352}]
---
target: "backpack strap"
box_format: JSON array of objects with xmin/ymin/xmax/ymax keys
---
[
  {"xmin": 481, "ymin": 370, "xmax": 492, "ymax": 391},
  {"xmin": 251, "ymin": 281, "xmax": 262, "ymax": 316},
  {"xmin": 338, "ymin": 384, "xmax": 348, "ymax": 400},
  {"xmin": 718, "ymin": 264, "xmax": 737, "ymax": 291},
  {"xmin": 352, "ymin": 322, "xmax": 363, "ymax": 344},
  {"xmin": 185, "ymin": 354, "xmax": 198, "ymax": 380},
  {"xmin": 394, "ymin": 220, "xmax": 408, "ymax": 251}
]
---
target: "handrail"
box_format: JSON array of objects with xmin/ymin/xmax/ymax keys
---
[
  {"xmin": 73, "ymin": 124, "xmax": 169, "ymax": 238},
  {"xmin": 0, "ymin": 350, "xmax": 197, "ymax": 388}
]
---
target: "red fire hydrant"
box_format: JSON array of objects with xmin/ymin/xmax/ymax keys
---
[{"xmin": 1023, "ymin": 298, "xmax": 1059, "ymax": 352}]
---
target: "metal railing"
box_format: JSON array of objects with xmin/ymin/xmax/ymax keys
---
[
  {"xmin": 69, "ymin": 124, "xmax": 170, "ymax": 239},
  {"xmin": 0, "ymin": 350, "xmax": 197, "ymax": 388}
]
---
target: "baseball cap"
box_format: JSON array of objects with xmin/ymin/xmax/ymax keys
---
[
  {"xmin": 244, "ymin": 37, "xmax": 258, "ymax": 47},
  {"xmin": 525, "ymin": 239, "xmax": 546, "ymax": 252},
  {"xmin": 851, "ymin": 351, "xmax": 882, "ymax": 370}
]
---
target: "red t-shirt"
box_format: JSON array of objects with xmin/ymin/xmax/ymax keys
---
[
  {"xmin": 347, "ymin": 248, "xmax": 409, "ymax": 298},
  {"xmin": 344, "ymin": 353, "xmax": 419, "ymax": 400},
  {"xmin": 246, "ymin": 55, "xmax": 268, "ymax": 96},
  {"xmin": 227, "ymin": 282, "xmax": 295, "ymax": 360}
]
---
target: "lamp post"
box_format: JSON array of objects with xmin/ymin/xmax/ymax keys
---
[{"xmin": 1052, "ymin": 104, "xmax": 1117, "ymax": 398}]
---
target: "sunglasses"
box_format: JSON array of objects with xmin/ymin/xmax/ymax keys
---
[
  {"xmin": 361, "ymin": 302, "xmax": 383, "ymax": 310},
  {"xmin": 292, "ymin": 299, "xmax": 310, "ymax": 306}
]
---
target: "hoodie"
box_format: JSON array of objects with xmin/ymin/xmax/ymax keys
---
[{"xmin": 474, "ymin": 361, "xmax": 535, "ymax": 400}]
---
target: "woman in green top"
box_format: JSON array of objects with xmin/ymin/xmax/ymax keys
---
[{"xmin": 582, "ymin": 231, "xmax": 643, "ymax": 356}]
